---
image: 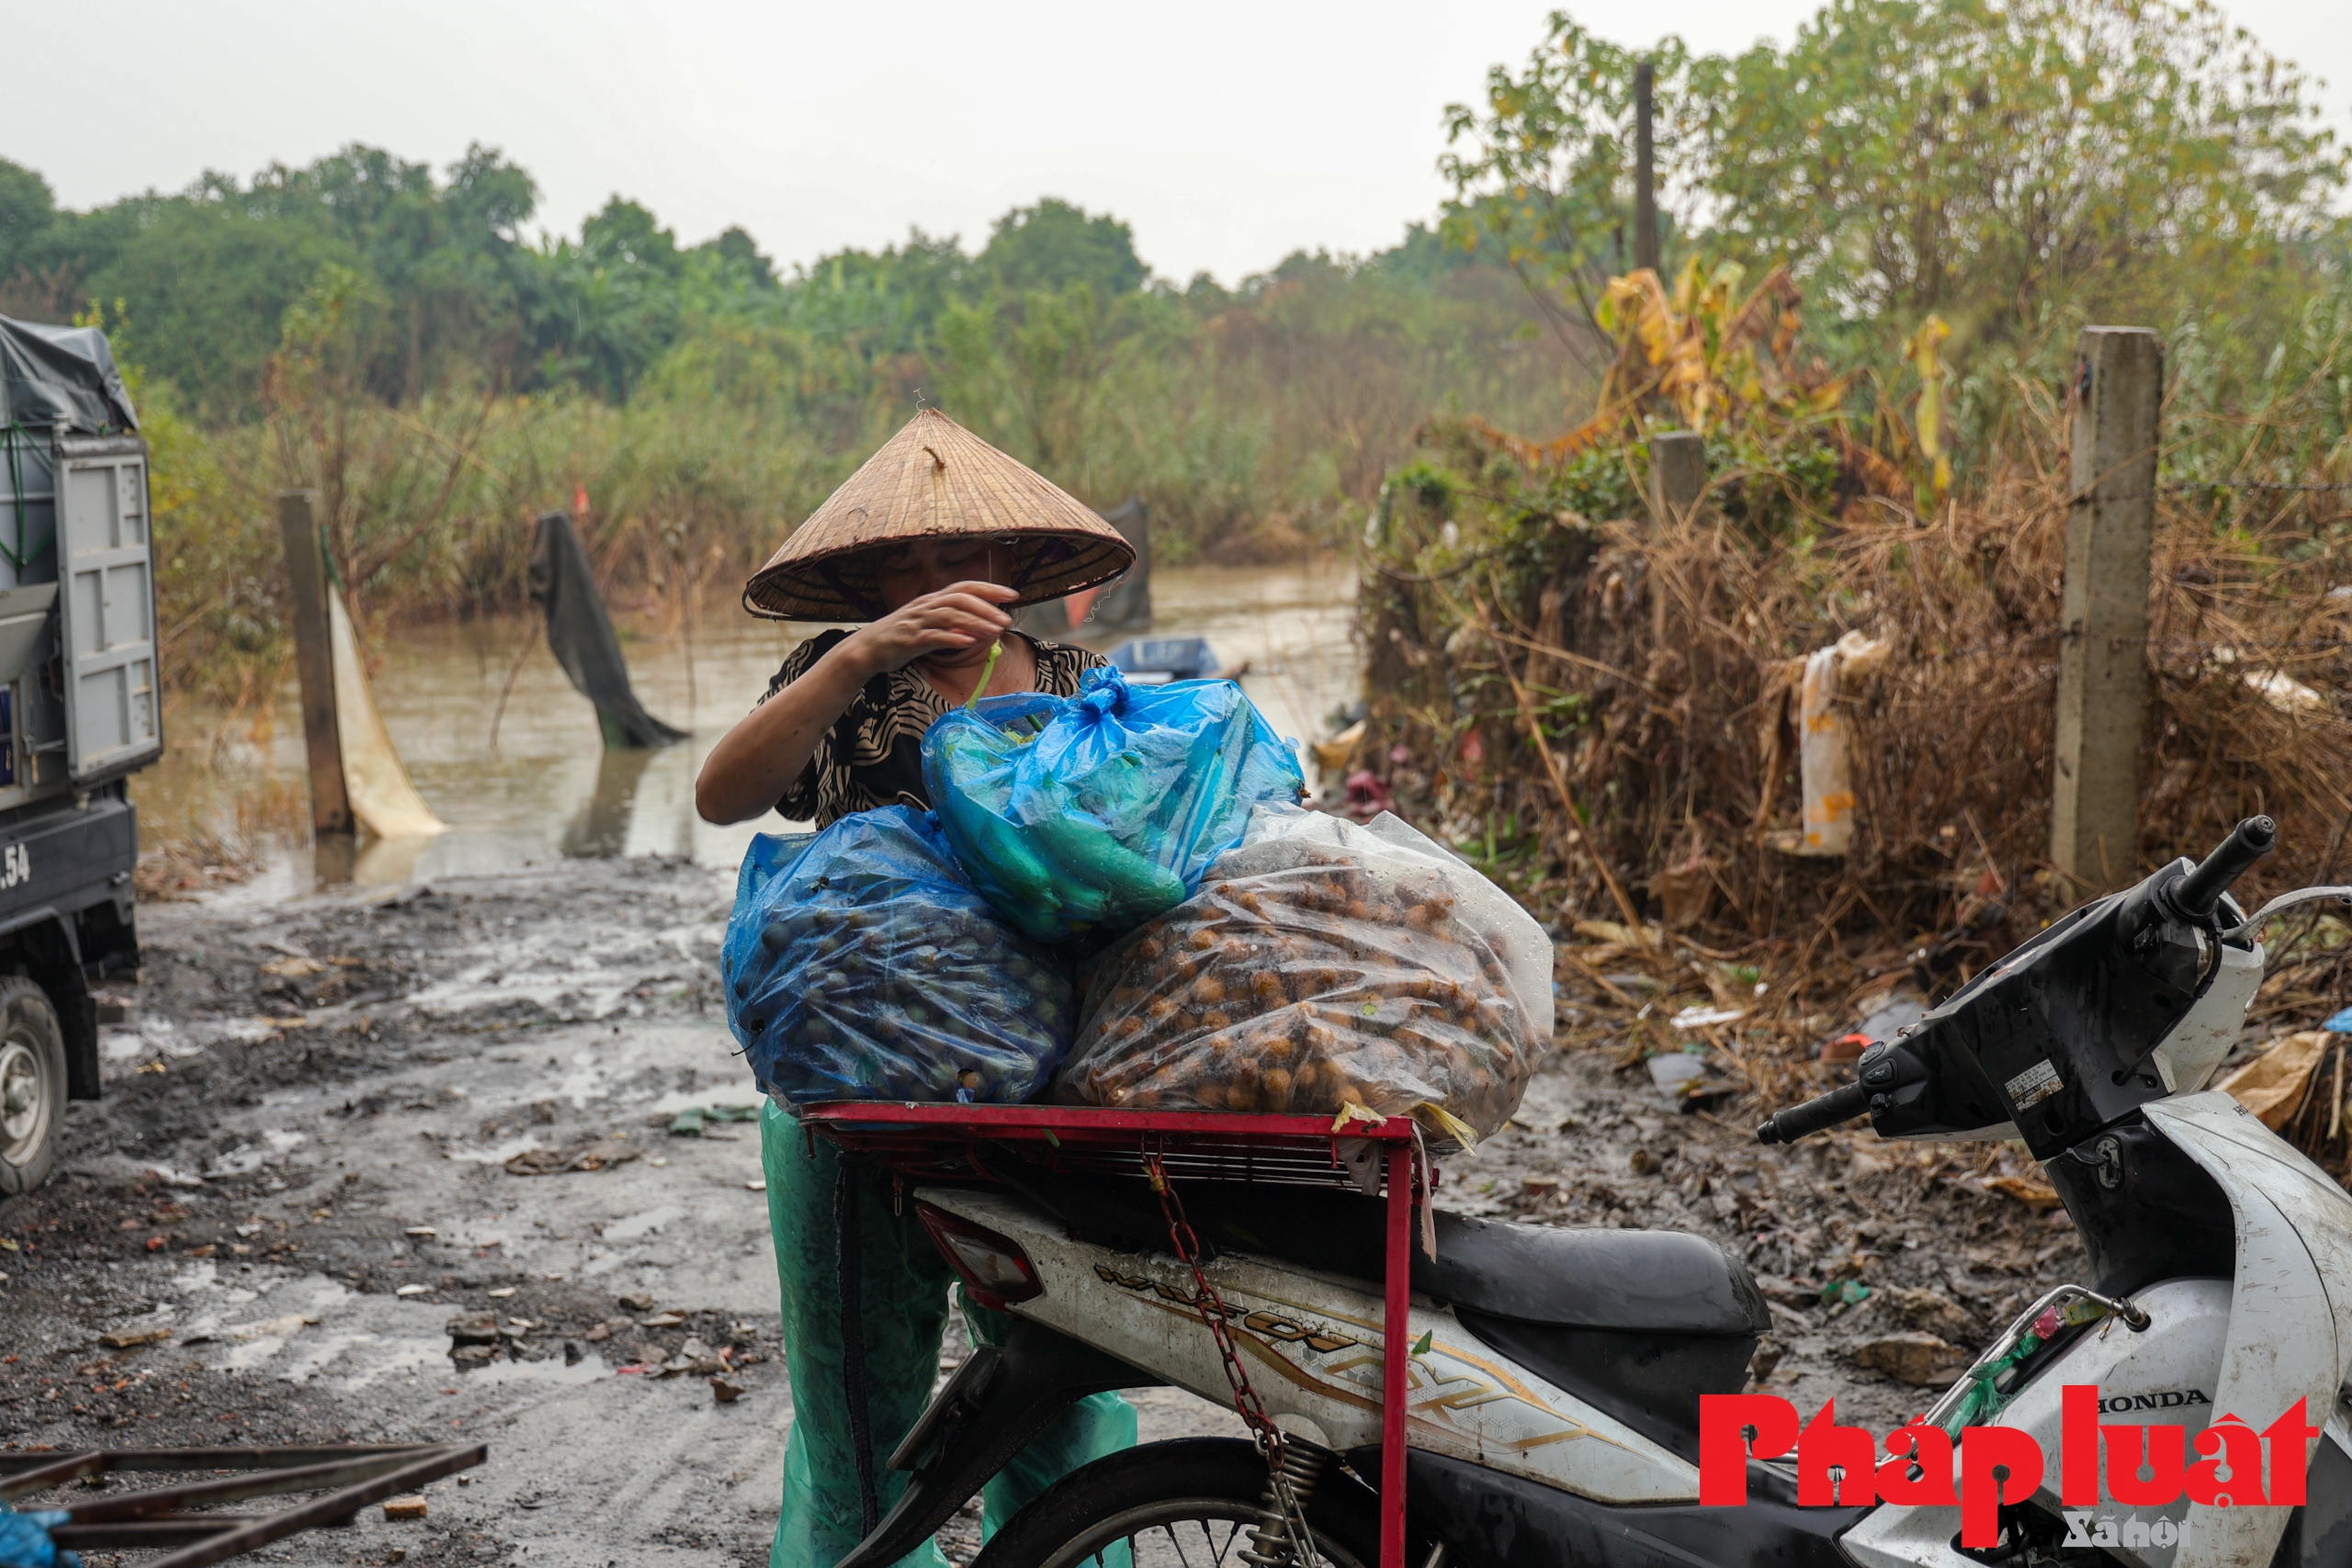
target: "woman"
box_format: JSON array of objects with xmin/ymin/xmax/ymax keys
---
[{"xmin": 698, "ymin": 410, "xmax": 1137, "ymax": 1568}]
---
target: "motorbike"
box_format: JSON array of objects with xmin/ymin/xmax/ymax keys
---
[{"xmin": 831, "ymin": 817, "xmax": 2352, "ymax": 1568}]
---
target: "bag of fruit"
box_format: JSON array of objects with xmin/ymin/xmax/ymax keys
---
[
  {"xmin": 722, "ymin": 806, "xmax": 1075, "ymax": 1105},
  {"xmin": 1057, "ymin": 805, "xmax": 1553, "ymax": 1141},
  {"xmin": 922, "ymin": 666, "xmax": 1304, "ymax": 945}
]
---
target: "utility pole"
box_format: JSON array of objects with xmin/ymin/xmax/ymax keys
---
[
  {"xmin": 278, "ymin": 489, "xmax": 353, "ymax": 841},
  {"xmin": 1634, "ymin": 60, "xmax": 1659, "ymax": 276},
  {"xmin": 2052, "ymin": 327, "xmax": 2163, "ymax": 897}
]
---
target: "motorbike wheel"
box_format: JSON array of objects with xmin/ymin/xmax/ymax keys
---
[{"xmin": 972, "ymin": 1438, "xmax": 1385, "ymax": 1568}]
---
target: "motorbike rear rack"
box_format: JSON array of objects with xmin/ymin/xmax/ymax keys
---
[
  {"xmin": 798, "ymin": 1101, "xmax": 1429, "ymax": 1568},
  {"xmin": 0, "ymin": 1442, "xmax": 485, "ymax": 1568}
]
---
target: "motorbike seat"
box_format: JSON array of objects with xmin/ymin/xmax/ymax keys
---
[
  {"xmin": 996, "ymin": 1173, "xmax": 1766, "ymax": 1461},
  {"xmin": 1145, "ymin": 1183, "xmax": 1767, "ymax": 1337}
]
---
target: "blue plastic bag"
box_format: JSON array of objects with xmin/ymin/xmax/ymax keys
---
[
  {"xmin": 722, "ymin": 807, "xmax": 1075, "ymax": 1105},
  {"xmin": 0, "ymin": 1508, "xmax": 76, "ymax": 1568},
  {"xmin": 922, "ymin": 667, "xmax": 1304, "ymax": 944}
]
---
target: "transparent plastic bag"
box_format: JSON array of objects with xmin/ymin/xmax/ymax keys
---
[
  {"xmin": 922, "ymin": 666, "xmax": 1304, "ymax": 945},
  {"xmin": 722, "ymin": 806, "xmax": 1075, "ymax": 1106},
  {"xmin": 1057, "ymin": 806, "xmax": 1554, "ymax": 1139}
]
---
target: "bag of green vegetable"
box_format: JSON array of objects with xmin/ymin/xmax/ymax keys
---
[
  {"xmin": 1056, "ymin": 805, "xmax": 1554, "ymax": 1141},
  {"xmin": 722, "ymin": 806, "xmax": 1075, "ymax": 1105},
  {"xmin": 922, "ymin": 666, "xmax": 1304, "ymax": 945}
]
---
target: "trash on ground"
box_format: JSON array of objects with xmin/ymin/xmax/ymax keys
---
[
  {"xmin": 616, "ymin": 1291, "xmax": 656, "ymax": 1312},
  {"xmin": 1879, "ymin": 1286, "xmax": 1979, "ymax": 1343},
  {"xmin": 1670, "ymin": 1005, "xmax": 1746, "ymax": 1030},
  {"xmin": 1981, "ymin": 1172, "xmax": 2062, "ymax": 1210},
  {"xmin": 97, "ymin": 1325, "xmax": 171, "ymax": 1349},
  {"xmin": 382, "ymin": 1496, "xmax": 428, "ymax": 1522},
  {"xmin": 640, "ymin": 1312, "xmax": 685, "ymax": 1329},
  {"xmin": 1763, "ymin": 631, "xmax": 1892, "ymax": 858},
  {"xmin": 2217, "ymin": 1031, "xmax": 2333, "ymax": 1129},
  {"xmin": 395, "ymin": 1284, "xmax": 430, "ymax": 1298},
  {"xmin": 924, "ymin": 666, "xmax": 1304, "ymax": 944},
  {"xmin": 2324, "ymin": 1007, "xmax": 2352, "ymax": 1034},
  {"xmin": 1057, "ymin": 806, "xmax": 1550, "ymax": 1138},
  {"xmin": 447, "ymin": 1314, "xmax": 500, "ymax": 1346},
  {"xmin": 503, "ymin": 1140, "xmax": 640, "ymax": 1176},
  {"xmin": 722, "ymin": 807, "xmax": 1073, "ymax": 1103},
  {"xmin": 710, "ymin": 1376, "xmax": 745, "ymax": 1404},
  {"xmin": 1645, "ymin": 1051, "xmax": 1737, "ymax": 1111},
  {"xmin": 1850, "ymin": 1331, "xmax": 1966, "ymax": 1387},
  {"xmin": 668, "ymin": 1104, "xmax": 761, "ymax": 1136}
]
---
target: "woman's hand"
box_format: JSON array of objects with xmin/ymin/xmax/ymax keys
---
[{"xmin": 841, "ymin": 581, "xmax": 1017, "ymax": 678}]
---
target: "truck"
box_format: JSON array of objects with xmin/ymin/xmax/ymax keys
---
[{"xmin": 0, "ymin": 315, "xmax": 164, "ymax": 1194}]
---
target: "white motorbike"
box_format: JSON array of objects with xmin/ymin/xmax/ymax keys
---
[{"xmin": 835, "ymin": 817, "xmax": 2352, "ymax": 1568}]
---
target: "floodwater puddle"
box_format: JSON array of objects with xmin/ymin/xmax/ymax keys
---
[{"xmin": 133, "ymin": 564, "xmax": 1357, "ymax": 890}]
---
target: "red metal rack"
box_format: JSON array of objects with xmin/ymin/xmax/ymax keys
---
[{"xmin": 797, "ymin": 1101, "xmax": 1428, "ymax": 1568}]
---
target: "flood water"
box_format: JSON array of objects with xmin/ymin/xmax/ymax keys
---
[{"xmin": 132, "ymin": 562, "xmax": 1361, "ymax": 897}]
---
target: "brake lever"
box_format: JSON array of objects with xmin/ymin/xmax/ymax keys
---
[{"xmin": 2221, "ymin": 885, "xmax": 2352, "ymax": 944}]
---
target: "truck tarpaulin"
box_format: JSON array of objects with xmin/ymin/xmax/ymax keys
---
[{"xmin": 0, "ymin": 316, "xmax": 138, "ymax": 433}]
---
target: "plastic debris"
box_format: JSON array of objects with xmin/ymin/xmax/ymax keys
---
[
  {"xmin": 503, "ymin": 1140, "xmax": 639, "ymax": 1176},
  {"xmin": 668, "ymin": 1104, "xmax": 760, "ymax": 1137},
  {"xmin": 1765, "ymin": 631, "xmax": 1892, "ymax": 858},
  {"xmin": 0, "ymin": 1506, "xmax": 77, "ymax": 1568},
  {"xmin": 2216, "ymin": 1031, "xmax": 2334, "ymax": 1129}
]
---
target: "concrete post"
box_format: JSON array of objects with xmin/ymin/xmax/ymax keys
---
[
  {"xmin": 1649, "ymin": 431, "xmax": 1705, "ymax": 525},
  {"xmin": 2052, "ymin": 327, "xmax": 2163, "ymax": 896},
  {"xmin": 278, "ymin": 490, "xmax": 353, "ymax": 839},
  {"xmin": 1634, "ymin": 61, "xmax": 1659, "ymax": 276}
]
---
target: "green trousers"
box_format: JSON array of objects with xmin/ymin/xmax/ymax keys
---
[{"xmin": 762, "ymin": 1104, "xmax": 1136, "ymax": 1568}]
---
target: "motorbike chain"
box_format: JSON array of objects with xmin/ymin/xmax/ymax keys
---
[{"xmin": 1144, "ymin": 1151, "xmax": 1323, "ymax": 1568}]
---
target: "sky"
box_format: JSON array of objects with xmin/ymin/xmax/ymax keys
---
[{"xmin": 6, "ymin": 0, "xmax": 2349, "ymax": 287}]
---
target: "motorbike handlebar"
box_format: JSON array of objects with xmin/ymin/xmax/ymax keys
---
[
  {"xmin": 2170, "ymin": 815, "xmax": 2278, "ymax": 921},
  {"xmin": 1755, "ymin": 1080, "xmax": 1871, "ymax": 1145}
]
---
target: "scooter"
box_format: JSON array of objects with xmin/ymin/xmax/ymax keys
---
[{"xmin": 834, "ymin": 818, "xmax": 2352, "ymax": 1568}]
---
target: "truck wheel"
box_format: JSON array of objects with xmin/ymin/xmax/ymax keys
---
[{"xmin": 0, "ymin": 976, "xmax": 67, "ymax": 1195}]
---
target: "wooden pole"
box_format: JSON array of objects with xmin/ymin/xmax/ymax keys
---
[
  {"xmin": 2052, "ymin": 327, "xmax": 2163, "ymax": 897},
  {"xmin": 278, "ymin": 490, "xmax": 353, "ymax": 839},
  {"xmin": 1634, "ymin": 61, "xmax": 1659, "ymax": 276},
  {"xmin": 1649, "ymin": 431, "xmax": 1705, "ymax": 525}
]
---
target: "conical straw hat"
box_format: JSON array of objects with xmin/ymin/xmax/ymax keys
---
[{"xmin": 743, "ymin": 409, "xmax": 1137, "ymax": 621}]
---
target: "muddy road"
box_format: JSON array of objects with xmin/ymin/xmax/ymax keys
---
[{"xmin": 2, "ymin": 856, "xmax": 2082, "ymax": 1566}]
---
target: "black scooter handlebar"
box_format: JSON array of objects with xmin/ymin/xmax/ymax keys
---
[
  {"xmin": 1755, "ymin": 1080, "xmax": 1871, "ymax": 1145},
  {"xmin": 2168, "ymin": 815, "xmax": 2277, "ymax": 921}
]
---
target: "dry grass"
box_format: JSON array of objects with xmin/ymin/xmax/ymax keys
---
[{"xmin": 1358, "ymin": 428, "xmax": 2352, "ymax": 1120}]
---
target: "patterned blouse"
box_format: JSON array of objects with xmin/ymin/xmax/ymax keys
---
[{"xmin": 762, "ymin": 629, "xmax": 1108, "ymax": 829}]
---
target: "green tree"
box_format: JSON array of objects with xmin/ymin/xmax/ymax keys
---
[
  {"xmin": 0, "ymin": 159, "xmax": 57, "ymax": 282},
  {"xmin": 85, "ymin": 201, "xmax": 360, "ymax": 419},
  {"xmin": 1439, "ymin": 17, "xmax": 1703, "ymax": 368},
  {"xmin": 1701, "ymin": 0, "xmax": 2348, "ymax": 341},
  {"xmin": 979, "ymin": 199, "xmax": 1148, "ymax": 298}
]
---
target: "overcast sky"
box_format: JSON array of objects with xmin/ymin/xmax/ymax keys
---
[{"xmin": 6, "ymin": 0, "xmax": 2347, "ymax": 286}]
